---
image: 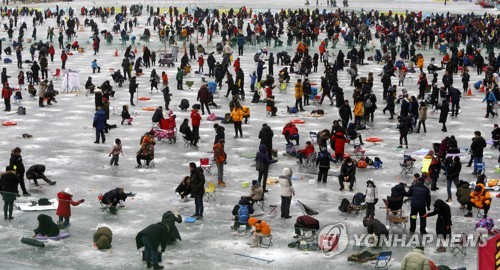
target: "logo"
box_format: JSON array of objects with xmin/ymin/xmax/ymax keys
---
[{"xmin": 318, "ymin": 223, "xmax": 348, "ymax": 257}]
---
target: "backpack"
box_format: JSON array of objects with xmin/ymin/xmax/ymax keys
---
[
  {"xmin": 364, "ymin": 99, "xmax": 373, "ymax": 109},
  {"xmin": 238, "ymin": 204, "xmax": 249, "ymax": 223},
  {"xmin": 289, "ymin": 106, "xmax": 298, "ymax": 114},
  {"xmin": 38, "ymin": 198, "xmax": 51, "ymax": 206},
  {"xmin": 3, "ymin": 58, "xmax": 12, "ymax": 63},
  {"xmin": 352, "ymin": 193, "xmax": 365, "ymax": 206},
  {"xmin": 339, "ymin": 198, "xmax": 351, "ymax": 212},
  {"xmin": 255, "ymin": 158, "xmax": 265, "ymax": 171},
  {"xmin": 179, "ymin": 99, "xmax": 190, "ymax": 110}
]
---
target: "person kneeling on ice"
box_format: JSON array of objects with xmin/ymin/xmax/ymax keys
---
[
  {"xmin": 93, "ymin": 226, "xmax": 112, "ymax": 250},
  {"xmin": 56, "ymin": 188, "xmax": 84, "ymax": 228},
  {"xmin": 175, "ymin": 176, "xmax": 191, "ymax": 201},
  {"xmin": 248, "ymin": 217, "xmax": 271, "ymax": 248},
  {"xmin": 26, "ymin": 164, "xmax": 56, "ymax": 186},
  {"xmin": 161, "ymin": 211, "xmax": 182, "ymax": 244},
  {"xmin": 464, "ymin": 183, "xmax": 491, "ymax": 218},
  {"xmin": 231, "ymin": 197, "xmax": 254, "ymax": 231},
  {"xmin": 362, "ymin": 217, "xmax": 388, "ymax": 247},
  {"xmin": 33, "ymin": 214, "xmax": 60, "ymax": 237},
  {"xmin": 136, "ymin": 221, "xmax": 169, "ymax": 270},
  {"xmin": 102, "ymin": 187, "xmax": 129, "ymax": 212}
]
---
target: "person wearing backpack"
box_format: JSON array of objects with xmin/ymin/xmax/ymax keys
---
[
  {"xmin": 316, "ymin": 148, "xmax": 336, "ymax": 183},
  {"xmin": 231, "ymin": 197, "xmax": 254, "ymax": 230},
  {"xmin": 364, "ymin": 178, "xmax": 378, "ymax": 218},
  {"xmin": 255, "ymin": 144, "xmax": 277, "ymax": 193}
]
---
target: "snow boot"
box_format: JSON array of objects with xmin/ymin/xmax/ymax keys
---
[{"xmin": 153, "ymin": 263, "xmax": 164, "ymax": 269}]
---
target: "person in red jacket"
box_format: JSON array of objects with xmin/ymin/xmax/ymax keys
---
[
  {"xmin": 233, "ymin": 57, "xmax": 240, "ymax": 73},
  {"xmin": 297, "ymin": 141, "xmax": 315, "ymax": 163},
  {"xmin": 56, "ymin": 188, "xmax": 84, "ymax": 227},
  {"xmin": 332, "ymin": 131, "xmax": 347, "ymax": 161},
  {"xmin": 282, "ymin": 122, "xmax": 299, "ymax": 145},
  {"xmin": 61, "ymin": 51, "xmax": 68, "ymax": 69},
  {"xmin": 190, "ymin": 108, "xmax": 201, "ymax": 146},
  {"xmin": 48, "ymin": 45, "xmax": 55, "ymax": 62},
  {"xmin": 197, "ymin": 55, "xmax": 204, "ymax": 73},
  {"xmin": 2, "ymin": 83, "xmax": 12, "ymax": 112}
]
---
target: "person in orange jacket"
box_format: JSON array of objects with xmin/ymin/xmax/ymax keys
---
[
  {"xmin": 248, "ymin": 217, "xmax": 271, "ymax": 247},
  {"xmin": 464, "ymin": 183, "xmax": 492, "ymax": 218},
  {"xmin": 56, "ymin": 188, "xmax": 84, "ymax": 227},
  {"xmin": 213, "ymin": 139, "xmax": 227, "ymax": 187}
]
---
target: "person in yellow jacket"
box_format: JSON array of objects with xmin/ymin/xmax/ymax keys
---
[
  {"xmin": 242, "ymin": 106, "xmax": 250, "ymax": 124},
  {"xmin": 231, "ymin": 105, "xmax": 244, "ymax": 138},
  {"xmin": 353, "ymin": 97, "xmax": 364, "ymax": 127},
  {"xmin": 416, "ymin": 54, "xmax": 424, "ymax": 73},
  {"xmin": 294, "ymin": 79, "xmax": 305, "ymax": 111},
  {"xmin": 464, "ymin": 183, "xmax": 492, "ymax": 218}
]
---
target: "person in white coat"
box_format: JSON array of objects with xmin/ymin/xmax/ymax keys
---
[
  {"xmin": 364, "ymin": 178, "xmax": 378, "ymax": 218},
  {"xmin": 279, "ymin": 167, "xmax": 295, "ymax": 219},
  {"xmin": 400, "ymin": 247, "xmax": 431, "ymax": 270}
]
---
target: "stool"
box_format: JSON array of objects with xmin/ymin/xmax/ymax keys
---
[
  {"xmin": 269, "ymin": 205, "xmax": 278, "ymax": 215},
  {"xmin": 259, "ymin": 235, "xmax": 273, "ymax": 248},
  {"xmin": 255, "ymin": 199, "xmax": 265, "ymax": 211}
]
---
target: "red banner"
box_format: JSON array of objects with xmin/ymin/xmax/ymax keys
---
[{"xmin": 478, "ymin": 233, "xmax": 500, "ymax": 270}]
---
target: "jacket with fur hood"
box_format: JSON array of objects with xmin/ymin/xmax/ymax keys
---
[{"xmin": 279, "ymin": 167, "xmax": 295, "ymax": 197}]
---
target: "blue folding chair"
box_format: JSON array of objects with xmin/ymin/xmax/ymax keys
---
[{"xmin": 374, "ymin": 251, "xmax": 392, "ymax": 269}]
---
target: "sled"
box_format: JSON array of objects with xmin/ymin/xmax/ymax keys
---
[
  {"xmin": 35, "ymin": 231, "xmax": 70, "ymax": 241},
  {"xmin": 16, "ymin": 199, "xmax": 58, "ymax": 211}
]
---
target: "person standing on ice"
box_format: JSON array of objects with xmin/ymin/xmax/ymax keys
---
[
  {"xmin": 279, "ymin": 167, "xmax": 295, "ymax": 219},
  {"xmin": 136, "ymin": 222, "xmax": 168, "ymax": 270},
  {"xmin": 213, "ymin": 139, "xmax": 226, "ymax": 187},
  {"xmin": 407, "ymin": 177, "xmax": 431, "ymax": 234},
  {"xmin": 56, "ymin": 188, "xmax": 84, "ymax": 227},
  {"xmin": 189, "ymin": 162, "xmax": 205, "ymax": 219}
]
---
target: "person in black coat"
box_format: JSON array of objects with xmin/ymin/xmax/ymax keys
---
[
  {"xmin": 339, "ymin": 100, "xmax": 352, "ymax": 128},
  {"xmin": 161, "ymin": 211, "xmax": 182, "ymax": 244},
  {"xmin": 438, "ymin": 99, "xmax": 449, "ymax": 132},
  {"xmin": 136, "ymin": 222, "xmax": 169, "ymax": 269},
  {"xmin": 34, "ymin": 214, "xmax": 60, "ymax": 237},
  {"xmin": 445, "ymin": 156, "xmax": 461, "ymax": 202},
  {"xmin": 255, "ymin": 144, "xmax": 277, "ymax": 193},
  {"xmin": 302, "ymin": 78, "xmax": 311, "ymax": 106},
  {"xmin": 179, "ymin": 119, "xmax": 195, "ymax": 145},
  {"xmin": 424, "ymin": 199, "xmax": 451, "ymax": 252},
  {"xmin": 258, "ymin": 124, "xmax": 274, "ymax": 159},
  {"xmin": 338, "ymin": 157, "xmax": 356, "ymax": 191},
  {"xmin": 162, "ymin": 86, "xmax": 171, "ymax": 110},
  {"xmin": 213, "ymin": 124, "xmax": 225, "ymax": 145},
  {"xmin": 207, "ymin": 53, "xmax": 216, "ymax": 77},
  {"xmin": 1, "ymin": 166, "xmax": 19, "ymax": 220},
  {"xmin": 26, "ymin": 164, "xmax": 56, "ymax": 186},
  {"xmin": 390, "ymin": 182, "xmax": 409, "ymax": 201},
  {"xmin": 334, "ymin": 85, "xmax": 344, "ymax": 107},
  {"xmin": 189, "ymin": 162, "xmax": 205, "ymax": 218},
  {"xmin": 151, "ymin": 106, "xmax": 164, "ymax": 123},
  {"xmin": 400, "ymin": 96, "xmax": 410, "ymax": 117},
  {"xmin": 129, "ymin": 76, "xmax": 138, "ymax": 106},
  {"xmin": 397, "ymin": 116, "xmax": 409, "ymax": 149},
  {"xmin": 471, "ymin": 131, "xmax": 487, "ymax": 175},
  {"xmin": 175, "ymin": 176, "xmax": 191, "ymax": 199},
  {"xmin": 102, "ymin": 187, "xmax": 128, "ymax": 208},
  {"xmin": 9, "ymin": 147, "xmax": 29, "ymax": 196},
  {"xmin": 231, "ymin": 197, "xmax": 254, "ymax": 230},
  {"xmin": 316, "ymin": 149, "xmax": 336, "ymax": 183},
  {"xmin": 449, "ymin": 86, "xmax": 461, "ymax": 116},
  {"xmin": 407, "ymin": 178, "xmax": 431, "ymax": 234},
  {"xmin": 363, "ymin": 218, "xmax": 388, "ymax": 246}
]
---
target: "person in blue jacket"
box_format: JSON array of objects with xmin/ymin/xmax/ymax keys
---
[{"xmin": 93, "ymin": 107, "xmax": 107, "ymax": 144}]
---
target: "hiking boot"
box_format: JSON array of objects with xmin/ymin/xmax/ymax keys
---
[
  {"xmin": 230, "ymin": 226, "xmax": 237, "ymax": 230},
  {"xmin": 218, "ymin": 181, "xmax": 226, "ymax": 187},
  {"xmin": 153, "ymin": 264, "xmax": 164, "ymax": 270},
  {"xmin": 464, "ymin": 212, "xmax": 473, "ymax": 217},
  {"xmin": 8, "ymin": 216, "xmax": 14, "ymax": 220}
]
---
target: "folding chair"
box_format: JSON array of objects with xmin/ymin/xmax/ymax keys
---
[
  {"xmin": 51, "ymin": 68, "xmax": 61, "ymax": 81},
  {"xmin": 309, "ymin": 131, "xmax": 317, "ymax": 143},
  {"xmin": 98, "ymin": 193, "xmax": 109, "ymax": 212},
  {"xmin": 200, "ymin": 158, "xmax": 212, "ymax": 175},
  {"xmin": 313, "ymin": 95, "xmax": 321, "ymax": 106},
  {"xmin": 204, "ymin": 181, "xmax": 216, "ymax": 201},
  {"xmin": 268, "ymin": 204, "xmax": 278, "ymax": 215},
  {"xmin": 185, "ymin": 80, "xmax": 194, "ymax": 90},
  {"xmin": 450, "ymin": 233, "xmax": 467, "ymax": 256},
  {"xmin": 298, "ymin": 228, "xmax": 318, "ymax": 241},
  {"xmin": 400, "ymin": 155, "xmax": 415, "ymax": 176},
  {"xmin": 374, "ymin": 251, "xmax": 392, "ymax": 269},
  {"xmin": 297, "ymin": 200, "xmax": 319, "ymax": 217},
  {"xmin": 301, "ymin": 152, "xmax": 317, "ymax": 168},
  {"xmin": 258, "ymin": 234, "xmax": 273, "ymax": 248},
  {"xmin": 352, "ymin": 144, "xmax": 366, "ymax": 158},
  {"xmin": 255, "ymin": 198, "xmax": 265, "ymax": 211},
  {"xmin": 383, "ymin": 197, "xmax": 408, "ymax": 233}
]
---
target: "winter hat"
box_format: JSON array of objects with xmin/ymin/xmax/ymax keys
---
[
  {"xmin": 64, "ymin": 188, "xmax": 72, "ymax": 195},
  {"xmin": 189, "ymin": 162, "xmax": 197, "ymax": 169},
  {"xmin": 282, "ymin": 167, "xmax": 293, "ymax": 177},
  {"xmin": 252, "ymin": 180, "xmax": 258, "ymax": 186},
  {"xmin": 248, "ymin": 217, "xmax": 258, "ymax": 226}
]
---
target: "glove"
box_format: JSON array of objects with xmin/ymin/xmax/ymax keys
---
[
  {"xmin": 374, "ymin": 198, "xmax": 378, "ymax": 204},
  {"xmin": 423, "ymin": 214, "xmax": 428, "ymax": 218},
  {"xmin": 80, "ymin": 199, "xmax": 85, "ymax": 203}
]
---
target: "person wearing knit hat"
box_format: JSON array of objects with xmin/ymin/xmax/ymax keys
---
[
  {"xmin": 93, "ymin": 226, "xmax": 112, "ymax": 249},
  {"xmin": 279, "ymin": 167, "xmax": 295, "ymax": 219},
  {"xmin": 56, "ymin": 188, "xmax": 84, "ymax": 228}
]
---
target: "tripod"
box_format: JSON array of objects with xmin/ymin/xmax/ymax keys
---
[{"xmin": 63, "ymin": 73, "xmax": 71, "ymax": 93}]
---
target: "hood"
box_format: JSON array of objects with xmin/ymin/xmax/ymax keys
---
[
  {"xmin": 248, "ymin": 217, "xmax": 258, "ymax": 226},
  {"xmin": 95, "ymin": 234, "xmax": 111, "ymax": 249},
  {"xmin": 190, "ymin": 109, "xmax": 199, "ymax": 114},
  {"xmin": 37, "ymin": 214, "xmax": 53, "ymax": 226},
  {"xmin": 259, "ymin": 144, "xmax": 268, "ymax": 153},
  {"xmin": 238, "ymin": 197, "xmax": 251, "ymax": 206},
  {"xmin": 433, "ymin": 199, "xmax": 447, "ymax": 209},
  {"xmin": 96, "ymin": 109, "xmax": 106, "ymax": 116},
  {"xmin": 475, "ymin": 183, "xmax": 485, "ymax": 194}
]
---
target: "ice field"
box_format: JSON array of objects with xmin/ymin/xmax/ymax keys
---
[{"xmin": 0, "ymin": 0, "xmax": 498, "ymax": 269}]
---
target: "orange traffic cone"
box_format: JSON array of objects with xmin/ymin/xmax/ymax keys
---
[
  {"xmin": 480, "ymin": 84, "xmax": 485, "ymax": 93},
  {"xmin": 134, "ymin": 47, "xmax": 138, "ymax": 54},
  {"xmin": 114, "ymin": 50, "xmax": 119, "ymax": 57},
  {"xmin": 467, "ymin": 88, "xmax": 473, "ymax": 96}
]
